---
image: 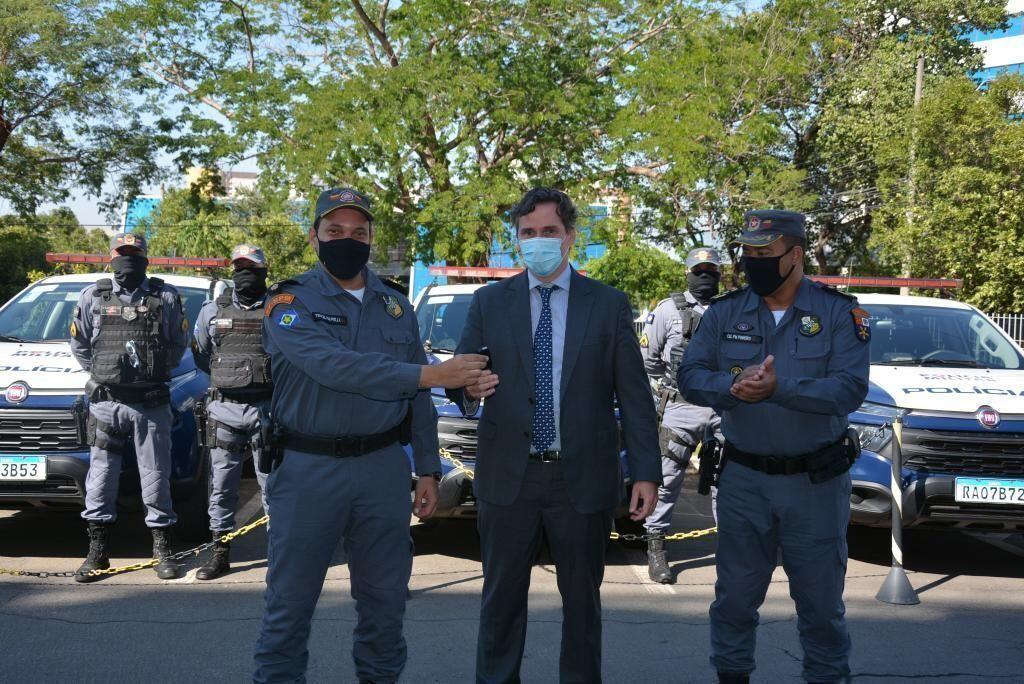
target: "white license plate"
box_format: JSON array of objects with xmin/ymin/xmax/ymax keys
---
[
  {"xmin": 955, "ymin": 478, "xmax": 1024, "ymax": 505},
  {"xmin": 0, "ymin": 455, "xmax": 47, "ymax": 481}
]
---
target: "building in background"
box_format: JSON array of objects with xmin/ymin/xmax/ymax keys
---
[{"xmin": 971, "ymin": 1, "xmax": 1024, "ymax": 85}]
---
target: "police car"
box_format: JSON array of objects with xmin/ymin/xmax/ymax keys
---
[
  {"xmin": 848, "ymin": 293, "xmax": 1024, "ymax": 531},
  {"xmin": 0, "ymin": 272, "xmax": 213, "ymax": 539},
  {"xmin": 414, "ymin": 283, "xmax": 644, "ymax": 530}
]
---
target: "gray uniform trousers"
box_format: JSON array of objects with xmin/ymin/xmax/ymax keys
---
[
  {"xmin": 253, "ymin": 444, "xmax": 413, "ymax": 684},
  {"xmin": 646, "ymin": 400, "xmax": 720, "ymax": 533},
  {"xmin": 711, "ymin": 460, "xmax": 851, "ymax": 682},
  {"xmin": 82, "ymin": 399, "xmax": 176, "ymax": 528},
  {"xmin": 476, "ymin": 461, "xmax": 614, "ymax": 684},
  {"xmin": 206, "ymin": 398, "xmax": 269, "ymax": 532}
]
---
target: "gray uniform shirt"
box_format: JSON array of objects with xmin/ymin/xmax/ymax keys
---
[
  {"xmin": 70, "ymin": 276, "xmax": 189, "ymax": 373},
  {"xmin": 679, "ymin": 278, "xmax": 870, "ymax": 457},
  {"xmin": 192, "ymin": 290, "xmax": 264, "ymax": 375},
  {"xmin": 262, "ymin": 264, "xmax": 441, "ymax": 476}
]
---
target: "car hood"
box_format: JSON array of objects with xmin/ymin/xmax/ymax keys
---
[
  {"xmin": 868, "ymin": 365, "xmax": 1024, "ymax": 413},
  {"xmin": 0, "ymin": 342, "xmax": 89, "ymax": 393},
  {"xmin": 0, "ymin": 341, "xmax": 196, "ymax": 395}
]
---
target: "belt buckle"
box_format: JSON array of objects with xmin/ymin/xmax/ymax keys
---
[
  {"xmin": 540, "ymin": 450, "xmax": 560, "ymax": 463},
  {"xmin": 333, "ymin": 436, "xmax": 357, "ymax": 457}
]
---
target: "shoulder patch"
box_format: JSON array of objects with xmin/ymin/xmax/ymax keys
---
[
  {"xmin": 277, "ymin": 310, "xmax": 299, "ymax": 328},
  {"xmin": 645, "ymin": 312, "xmax": 655, "ymax": 325},
  {"xmin": 851, "ymin": 307, "xmax": 871, "ymax": 342},
  {"xmin": 70, "ymin": 321, "xmax": 78, "ymax": 338},
  {"xmin": 265, "ymin": 293, "xmax": 295, "ymax": 317},
  {"xmin": 639, "ymin": 333, "xmax": 649, "ymax": 348},
  {"xmin": 710, "ymin": 286, "xmax": 747, "ymax": 306}
]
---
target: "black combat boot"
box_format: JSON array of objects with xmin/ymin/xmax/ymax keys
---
[
  {"xmin": 195, "ymin": 531, "xmax": 231, "ymax": 580},
  {"xmin": 151, "ymin": 527, "xmax": 179, "ymax": 580},
  {"xmin": 647, "ymin": 531, "xmax": 674, "ymax": 584},
  {"xmin": 718, "ymin": 672, "xmax": 751, "ymax": 684},
  {"xmin": 75, "ymin": 522, "xmax": 111, "ymax": 583}
]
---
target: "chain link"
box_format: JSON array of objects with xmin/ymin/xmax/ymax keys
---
[
  {"xmin": 440, "ymin": 449, "xmax": 717, "ymax": 543},
  {"xmin": 0, "ymin": 515, "xmax": 270, "ymax": 580}
]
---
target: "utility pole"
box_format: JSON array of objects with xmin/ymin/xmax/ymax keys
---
[{"xmin": 902, "ymin": 55, "xmax": 925, "ymax": 296}]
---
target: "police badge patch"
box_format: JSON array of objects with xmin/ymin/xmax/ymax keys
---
[
  {"xmin": 278, "ymin": 310, "xmax": 299, "ymax": 328},
  {"xmin": 384, "ymin": 295, "xmax": 403, "ymax": 319},
  {"xmin": 121, "ymin": 306, "xmax": 138, "ymax": 322},
  {"xmin": 799, "ymin": 315, "xmax": 822, "ymax": 337},
  {"xmin": 645, "ymin": 312, "xmax": 655, "ymax": 325}
]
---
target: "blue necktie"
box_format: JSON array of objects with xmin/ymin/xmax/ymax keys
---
[{"xmin": 532, "ymin": 285, "xmax": 557, "ymax": 453}]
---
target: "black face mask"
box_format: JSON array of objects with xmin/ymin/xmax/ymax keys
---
[
  {"xmin": 111, "ymin": 255, "xmax": 148, "ymax": 292},
  {"xmin": 317, "ymin": 237, "xmax": 371, "ymax": 281},
  {"xmin": 232, "ymin": 267, "xmax": 268, "ymax": 305},
  {"xmin": 742, "ymin": 247, "xmax": 797, "ymax": 297},
  {"xmin": 687, "ymin": 270, "xmax": 721, "ymax": 304}
]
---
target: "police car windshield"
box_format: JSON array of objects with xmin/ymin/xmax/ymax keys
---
[
  {"xmin": 0, "ymin": 281, "xmax": 209, "ymax": 343},
  {"xmin": 416, "ymin": 294, "xmax": 473, "ymax": 353},
  {"xmin": 863, "ymin": 304, "xmax": 1023, "ymax": 370}
]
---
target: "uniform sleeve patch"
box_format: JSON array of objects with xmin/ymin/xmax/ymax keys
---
[
  {"xmin": 181, "ymin": 317, "xmax": 190, "ymax": 333},
  {"xmin": 265, "ymin": 293, "xmax": 295, "ymax": 317},
  {"xmin": 639, "ymin": 333, "xmax": 649, "ymax": 348},
  {"xmin": 69, "ymin": 321, "xmax": 78, "ymax": 338},
  {"xmin": 277, "ymin": 310, "xmax": 299, "ymax": 328},
  {"xmin": 851, "ymin": 308, "xmax": 871, "ymax": 342},
  {"xmin": 645, "ymin": 312, "xmax": 655, "ymax": 325}
]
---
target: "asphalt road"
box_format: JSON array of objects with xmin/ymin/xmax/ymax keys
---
[{"xmin": 2, "ymin": 477, "xmax": 1023, "ymax": 683}]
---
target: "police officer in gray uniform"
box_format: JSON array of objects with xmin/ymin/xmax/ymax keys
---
[
  {"xmin": 70, "ymin": 232, "xmax": 190, "ymax": 582},
  {"xmin": 252, "ymin": 187, "xmax": 488, "ymax": 684},
  {"xmin": 679, "ymin": 210, "xmax": 869, "ymax": 684},
  {"xmin": 191, "ymin": 244, "xmax": 272, "ymax": 580},
  {"xmin": 640, "ymin": 247, "xmax": 723, "ymax": 584}
]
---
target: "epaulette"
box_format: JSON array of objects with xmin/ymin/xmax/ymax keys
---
[
  {"xmin": 264, "ymin": 279, "xmax": 299, "ymax": 317},
  {"xmin": 813, "ymin": 280, "xmax": 858, "ymax": 303},
  {"xmin": 94, "ymin": 278, "xmax": 114, "ymax": 294},
  {"xmin": 147, "ymin": 276, "xmax": 164, "ymax": 292},
  {"xmin": 709, "ymin": 286, "xmax": 747, "ymax": 306},
  {"xmin": 380, "ymin": 278, "xmax": 409, "ymax": 297}
]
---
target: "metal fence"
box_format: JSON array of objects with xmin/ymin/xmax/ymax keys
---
[{"xmin": 989, "ymin": 313, "xmax": 1024, "ymax": 346}]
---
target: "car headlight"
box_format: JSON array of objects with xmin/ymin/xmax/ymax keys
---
[
  {"xmin": 169, "ymin": 369, "xmax": 198, "ymax": 392},
  {"xmin": 850, "ymin": 401, "xmax": 900, "ymax": 452}
]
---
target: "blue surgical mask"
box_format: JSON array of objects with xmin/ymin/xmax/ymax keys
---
[{"xmin": 520, "ymin": 237, "xmax": 566, "ymax": 277}]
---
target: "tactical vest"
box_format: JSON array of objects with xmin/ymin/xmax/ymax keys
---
[
  {"xmin": 665, "ymin": 291, "xmax": 703, "ymax": 387},
  {"xmin": 209, "ymin": 294, "xmax": 272, "ymax": 393},
  {"xmin": 90, "ymin": 278, "xmax": 169, "ymax": 387}
]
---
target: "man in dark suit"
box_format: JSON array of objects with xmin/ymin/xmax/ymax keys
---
[{"xmin": 450, "ymin": 187, "xmax": 662, "ymax": 683}]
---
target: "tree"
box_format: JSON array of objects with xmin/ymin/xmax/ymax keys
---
[
  {"xmin": 586, "ymin": 239, "xmax": 689, "ymax": 310},
  {"xmin": 110, "ymin": 0, "xmax": 687, "ymax": 265},
  {"xmin": 145, "ymin": 185, "xmax": 315, "ymax": 280},
  {"xmin": 0, "ymin": 0, "xmax": 165, "ymax": 214},
  {"xmin": 870, "ymin": 75, "xmax": 1024, "ymax": 311}
]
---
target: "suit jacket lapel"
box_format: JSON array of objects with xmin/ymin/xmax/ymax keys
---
[
  {"xmin": 560, "ymin": 269, "xmax": 594, "ymax": 400},
  {"xmin": 506, "ymin": 272, "xmax": 534, "ymax": 389}
]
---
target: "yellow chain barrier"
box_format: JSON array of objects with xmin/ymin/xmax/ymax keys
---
[
  {"xmin": 0, "ymin": 515, "xmax": 270, "ymax": 580},
  {"xmin": 439, "ymin": 449, "xmax": 717, "ymax": 543}
]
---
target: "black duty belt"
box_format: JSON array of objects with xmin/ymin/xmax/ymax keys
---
[
  {"xmin": 210, "ymin": 387, "xmax": 273, "ymax": 404},
  {"xmin": 281, "ymin": 425, "xmax": 403, "ymax": 458},
  {"xmin": 528, "ymin": 450, "xmax": 562, "ymax": 463},
  {"xmin": 91, "ymin": 383, "xmax": 170, "ymax": 407},
  {"xmin": 723, "ymin": 436, "xmax": 855, "ymax": 484}
]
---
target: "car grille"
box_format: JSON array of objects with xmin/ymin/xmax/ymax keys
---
[
  {"xmin": 0, "ymin": 407, "xmax": 85, "ymax": 453},
  {"xmin": 901, "ymin": 428, "xmax": 1024, "ymax": 476},
  {"xmin": 0, "ymin": 474, "xmax": 81, "ymax": 497},
  {"xmin": 438, "ymin": 415, "xmax": 478, "ymax": 461}
]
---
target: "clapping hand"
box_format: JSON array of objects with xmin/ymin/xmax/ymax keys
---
[{"xmin": 730, "ymin": 355, "xmax": 777, "ymax": 403}]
